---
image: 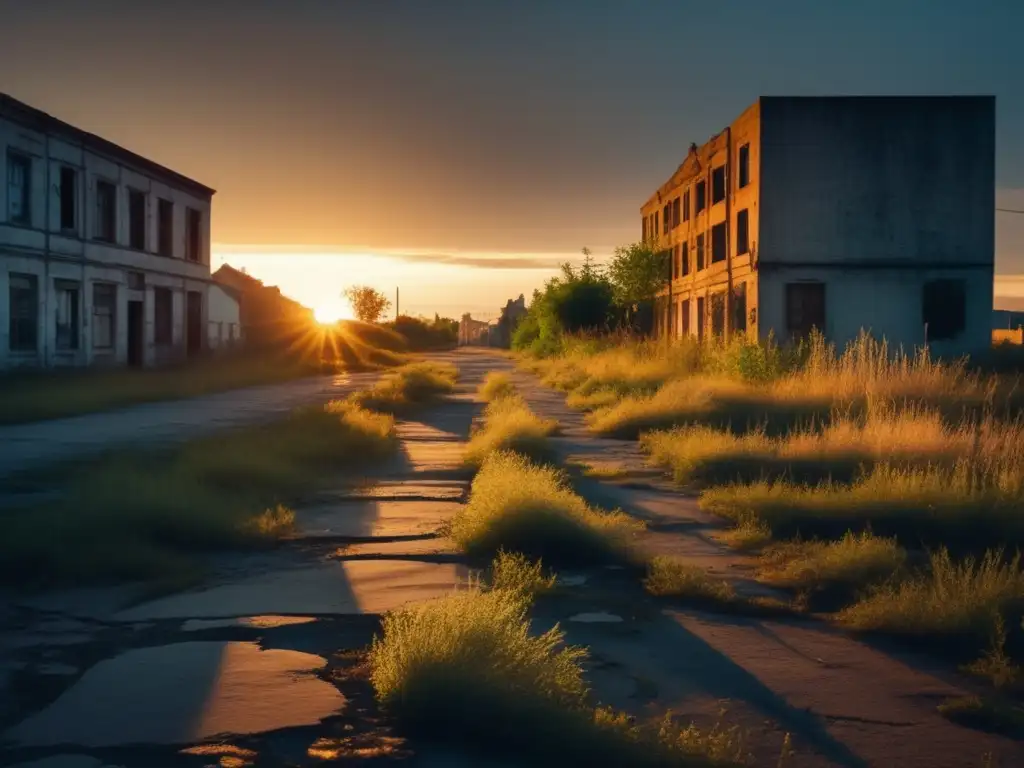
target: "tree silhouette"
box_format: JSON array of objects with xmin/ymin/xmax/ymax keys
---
[{"xmin": 344, "ymin": 285, "xmax": 392, "ymax": 323}]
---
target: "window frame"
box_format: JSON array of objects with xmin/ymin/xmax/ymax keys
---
[
  {"xmin": 736, "ymin": 209, "xmax": 750, "ymax": 255},
  {"xmin": 59, "ymin": 166, "xmax": 77, "ymax": 232},
  {"xmin": 7, "ymin": 151, "xmax": 31, "ymax": 226},
  {"xmin": 94, "ymin": 179, "xmax": 117, "ymax": 243},
  {"xmin": 738, "ymin": 144, "xmax": 750, "ymax": 189},
  {"xmin": 8, "ymin": 272, "xmax": 38, "ymax": 352},
  {"xmin": 92, "ymin": 282, "xmax": 117, "ymax": 350},
  {"xmin": 128, "ymin": 188, "xmax": 147, "ymax": 251},
  {"xmin": 54, "ymin": 280, "xmax": 80, "ymax": 351}
]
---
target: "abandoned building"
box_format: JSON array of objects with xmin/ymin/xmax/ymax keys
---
[
  {"xmin": 0, "ymin": 92, "xmax": 217, "ymax": 369},
  {"xmin": 647, "ymin": 96, "xmax": 995, "ymax": 356},
  {"xmin": 212, "ymin": 264, "xmax": 312, "ymax": 349}
]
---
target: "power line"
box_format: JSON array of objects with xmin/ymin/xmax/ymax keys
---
[{"xmin": 997, "ymin": 208, "xmax": 1024, "ymax": 214}]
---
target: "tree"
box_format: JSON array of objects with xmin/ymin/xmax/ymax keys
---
[
  {"xmin": 344, "ymin": 285, "xmax": 392, "ymax": 323},
  {"xmin": 606, "ymin": 241, "xmax": 668, "ymax": 308}
]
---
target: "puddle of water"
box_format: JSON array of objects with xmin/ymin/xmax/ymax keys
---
[
  {"xmin": 5, "ymin": 641, "xmax": 345, "ymax": 748},
  {"xmin": 557, "ymin": 575, "xmax": 588, "ymax": 588},
  {"xmin": 569, "ymin": 612, "xmax": 624, "ymax": 624},
  {"xmin": 180, "ymin": 615, "xmax": 318, "ymax": 632}
]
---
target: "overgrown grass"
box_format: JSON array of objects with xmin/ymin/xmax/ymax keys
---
[
  {"xmin": 642, "ymin": 405, "xmax": 1024, "ymax": 487},
  {"xmin": 938, "ymin": 695, "xmax": 1024, "ymax": 737},
  {"xmin": 714, "ymin": 518, "xmax": 773, "ymax": 552},
  {"xmin": 368, "ymin": 583, "xmax": 749, "ymax": 765},
  {"xmin": 488, "ymin": 550, "xmax": 556, "ymax": 596},
  {"xmin": 0, "ymin": 401, "xmax": 396, "ymax": 588},
  {"xmin": 463, "ymin": 395, "xmax": 558, "ymax": 468},
  {"xmin": 478, "ymin": 371, "xmax": 517, "ymax": 402},
  {"xmin": 837, "ymin": 549, "xmax": 1024, "ymax": 653},
  {"xmin": 757, "ymin": 531, "xmax": 906, "ymax": 607},
  {"xmin": 451, "ymin": 452, "xmax": 642, "ymax": 566},
  {"xmin": 643, "ymin": 557, "xmax": 736, "ymax": 604},
  {"xmin": 352, "ymin": 361, "xmax": 458, "ymax": 414},
  {"xmin": 700, "ymin": 461, "xmax": 1024, "ymax": 552}
]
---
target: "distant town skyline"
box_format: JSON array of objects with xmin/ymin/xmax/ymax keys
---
[{"xmin": 2, "ymin": 1, "xmax": 1022, "ymax": 314}]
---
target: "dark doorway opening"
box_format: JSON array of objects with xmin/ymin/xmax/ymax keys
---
[
  {"xmin": 127, "ymin": 300, "xmax": 144, "ymax": 367},
  {"xmin": 186, "ymin": 291, "xmax": 203, "ymax": 358}
]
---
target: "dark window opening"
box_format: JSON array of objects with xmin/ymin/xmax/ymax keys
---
[
  {"xmin": 653, "ymin": 211, "xmax": 659, "ymax": 238},
  {"xmin": 641, "ymin": 217, "xmax": 647, "ymax": 242},
  {"xmin": 711, "ymin": 166, "xmax": 726, "ymax": 204},
  {"xmin": 710, "ymin": 292, "xmax": 726, "ymax": 336},
  {"xmin": 786, "ymin": 282, "xmax": 826, "ymax": 339},
  {"xmin": 738, "ymin": 144, "xmax": 750, "ymax": 189},
  {"xmin": 92, "ymin": 283, "xmax": 116, "ymax": 349},
  {"xmin": 681, "ymin": 242, "xmax": 690, "ymax": 277},
  {"xmin": 732, "ymin": 282, "xmax": 747, "ymax": 335},
  {"xmin": 695, "ymin": 180, "xmax": 706, "ymax": 214},
  {"xmin": 711, "ymin": 222, "xmax": 727, "ymax": 264},
  {"xmin": 681, "ymin": 298, "xmax": 691, "ymax": 336},
  {"xmin": 683, "ymin": 189, "xmax": 691, "ymax": 222},
  {"xmin": 59, "ymin": 167, "xmax": 77, "ymax": 231},
  {"xmin": 696, "ymin": 234, "xmax": 705, "ymax": 271},
  {"xmin": 8, "ymin": 273, "xmax": 37, "ymax": 351},
  {"xmin": 154, "ymin": 287, "xmax": 173, "ymax": 346},
  {"xmin": 186, "ymin": 208, "xmax": 202, "ymax": 263},
  {"xmin": 922, "ymin": 279, "xmax": 966, "ymax": 341},
  {"xmin": 7, "ymin": 152, "xmax": 30, "ymax": 225},
  {"xmin": 672, "ymin": 197, "xmax": 680, "ymax": 229},
  {"xmin": 128, "ymin": 189, "xmax": 146, "ymax": 250},
  {"xmin": 55, "ymin": 281, "xmax": 79, "ymax": 351},
  {"xmin": 736, "ymin": 209, "xmax": 750, "ymax": 255},
  {"xmin": 95, "ymin": 180, "xmax": 116, "ymax": 242},
  {"xmin": 158, "ymin": 199, "xmax": 174, "ymax": 257},
  {"xmin": 696, "ymin": 296, "xmax": 705, "ymax": 340},
  {"xmin": 662, "ymin": 204, "xmax": 670, "ymax": 235}
]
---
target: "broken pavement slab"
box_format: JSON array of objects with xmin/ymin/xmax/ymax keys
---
[
  {"xmin": 114, "ymin": 559, "xmax": 468, "ymax": 622},
  {"xmin": 5, "ymin": 641, "xmax": 344, "ymax": 748},
  {"xmin": 294, "ymin": 498, "xmax": 460, "ymax": 540}
]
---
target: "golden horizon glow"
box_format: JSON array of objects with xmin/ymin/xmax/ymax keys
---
[{"xmin": 313, "ymin": 298, "xmax": 355, "ymax": 325}]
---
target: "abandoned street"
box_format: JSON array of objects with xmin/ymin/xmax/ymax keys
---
[{"xmin": 0, "ymin": 350, "xmax": 1020, "ymax": 768}]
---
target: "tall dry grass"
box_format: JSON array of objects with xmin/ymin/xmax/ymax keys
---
[{"xmin": 464, "ymin": 395, "xmax": 558, "ymax": 468}]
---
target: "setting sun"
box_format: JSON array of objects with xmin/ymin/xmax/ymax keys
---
[{"xmin": 313, "ymin": 299, "xmax": 354, "ymax": 324}]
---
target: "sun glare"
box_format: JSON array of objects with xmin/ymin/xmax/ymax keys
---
[{"xmin": 314, "ymin": 299, "xmax": 354, "ymax": 324}]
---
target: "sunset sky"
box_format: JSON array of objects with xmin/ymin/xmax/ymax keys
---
[{"xmin": 2, "ymin": 1, "xmax": 1023, "ymax": 317}]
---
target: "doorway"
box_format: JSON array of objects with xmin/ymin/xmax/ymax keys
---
[
  {"xmin": 127, "ymin": 300, "xmax": 144, "ymax": 367},
  {"xmin": 186, "ymin": 291, "xmax": 203, "ymax": 358}
]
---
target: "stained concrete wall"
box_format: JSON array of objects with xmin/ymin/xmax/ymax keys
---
[
  {"xmin": 0, "ymin": 104, "xmax": 215, "ymax": 369},
  {"xmin": 757, "ymin": 96, "xmax": 995, "ymax": 354}
]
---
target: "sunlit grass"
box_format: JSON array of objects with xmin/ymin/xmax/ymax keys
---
[
  {"xmin": 368, "ymin": 581, "xmax": 752, "ymax": 765},
  {"xmin": 644, "ymin": 557, "xmax": 736, "ymax": 604},
  {"xmin": 488, "ymin": 550, "xmax": 557, "ymax": 596},
  {"xmin": 352, "ymin": 361, "xmax": 458, "ymax": 414},
  {"xmin": 478, "ymin": 371, "xmax": 517, "ymax": 402},
  {"xmin": 700, "ymin": 461, "xmax": 1024, "ymax": 552},
  {"xmin": 837, "ymin": 549, "xmax": 1024, "ymax": 650},
  {"xmin": 0, "ymin": 401, "xmax": 396, "ymax": 588},
  {"xmin": 464, "ymin": 395, "xmax": 558, "ymax": 468},
  {"xmin": 451, "ymin": 451, "xmax": 643, "ymax": 566},
  {"xmin": 757, "ymin": 531, "xmax": 906, "ymax": 601}
]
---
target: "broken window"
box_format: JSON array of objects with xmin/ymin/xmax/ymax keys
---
[
  {"xmin": 681, "ymin": 242, "xmax": 690, "ymax": 276},
  {"xmin": 92, "ymin": 282, "xmax": 116, "ymax": 349},
  {"xmin": 8, "ymin": 273, "xmax": 37, "ymax": 351},
  {"xmin": 95, "ymin": 180, "xmax": 116, "ymax": 242},
  {"xmin": 7, "ymin": 152, "xmax": 30, "ymax": 225},
  {"xmin": 185, "ymin": 207, "xmax": 202, "ymax": 262},
  {"xmin": 672, "ymin": 197, "xmax": 680, "ymax": 229},
  {"xmin": 711, "ymin": 222, "xmax": 727, "ymax": 264},
  {"xmin": 710, "ymin": 291, "xmax": 726, "ymax": 336},
  {"xmin": 696, "ymin": 233, "xmax": 705, "ymax": 271},
  {"xmin": 54, "ymin": 281, "xmax": 79, "ymax": 351},
  {"xmin": 736, "ymin": 209, "xmax": 750, "ymax": 255},
  {"xmin": 738, "ymin": 144, "xmax": 750, "ymax": 189},
  {"xmin": 922, "ymin": 279, "xmax": 966, "ymax": 341},
  {"xmin": 60, "ymin": 167, "xmax": 77, "ymax": 231},
  {"xmin": 711, "ymin": 166, "xmax": 726, "ymax": 204},
  {"xmin": 695, "ymin": 180, "xmax": 706, "ymax": 214},
  {"xmin": 154, "ymin": 287, "xmax": 173, "ymax": 346},
  {"xmin": 732, "ymin": 282, "xmax": 747, "ymax": 335},
  {"xmin": 785, "ymin": 282, "xmax": 826, "ymax": 339},
  {"xmin": 128, "ymin": 189, "xmax": 146, "ymax": 250}
]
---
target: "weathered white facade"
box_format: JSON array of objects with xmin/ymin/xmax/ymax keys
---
[
  {"xmin": 207, "ymin": 284, "xmax": 241, "ymax": 350},
  {"xmin": 649, "ymin": 96, "xmax": 996, "ymax": 357},
  {"xmin": 0, "ymin": 93, "xmax": 215, "ymax": 369}
]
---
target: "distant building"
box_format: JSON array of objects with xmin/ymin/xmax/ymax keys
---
[
  {"xmin": 458, "ymin": 313, "xmax": 489, "ymax": 346},
  {"xmin": 492, "ymin": 294, "xmax": 527, "ymax": 348},
  {"xmin": 212, "ymin": 264, "xmax": 312, "ymax": 348},
  {"xmin": 647, "ymin": 96, "xmax": 995, "ymax": 356},
  {"xmin": 0, "ymin": 92, "xmax": 215, "ymax": 369},
  {"xmin": 207, "ymin": 283, "xmax": 242, "ymax": 350}
]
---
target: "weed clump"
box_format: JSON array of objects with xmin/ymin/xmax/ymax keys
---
[{"xmin": 464, "ymin": 395, "xmax": 558, "ymax": 468}]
